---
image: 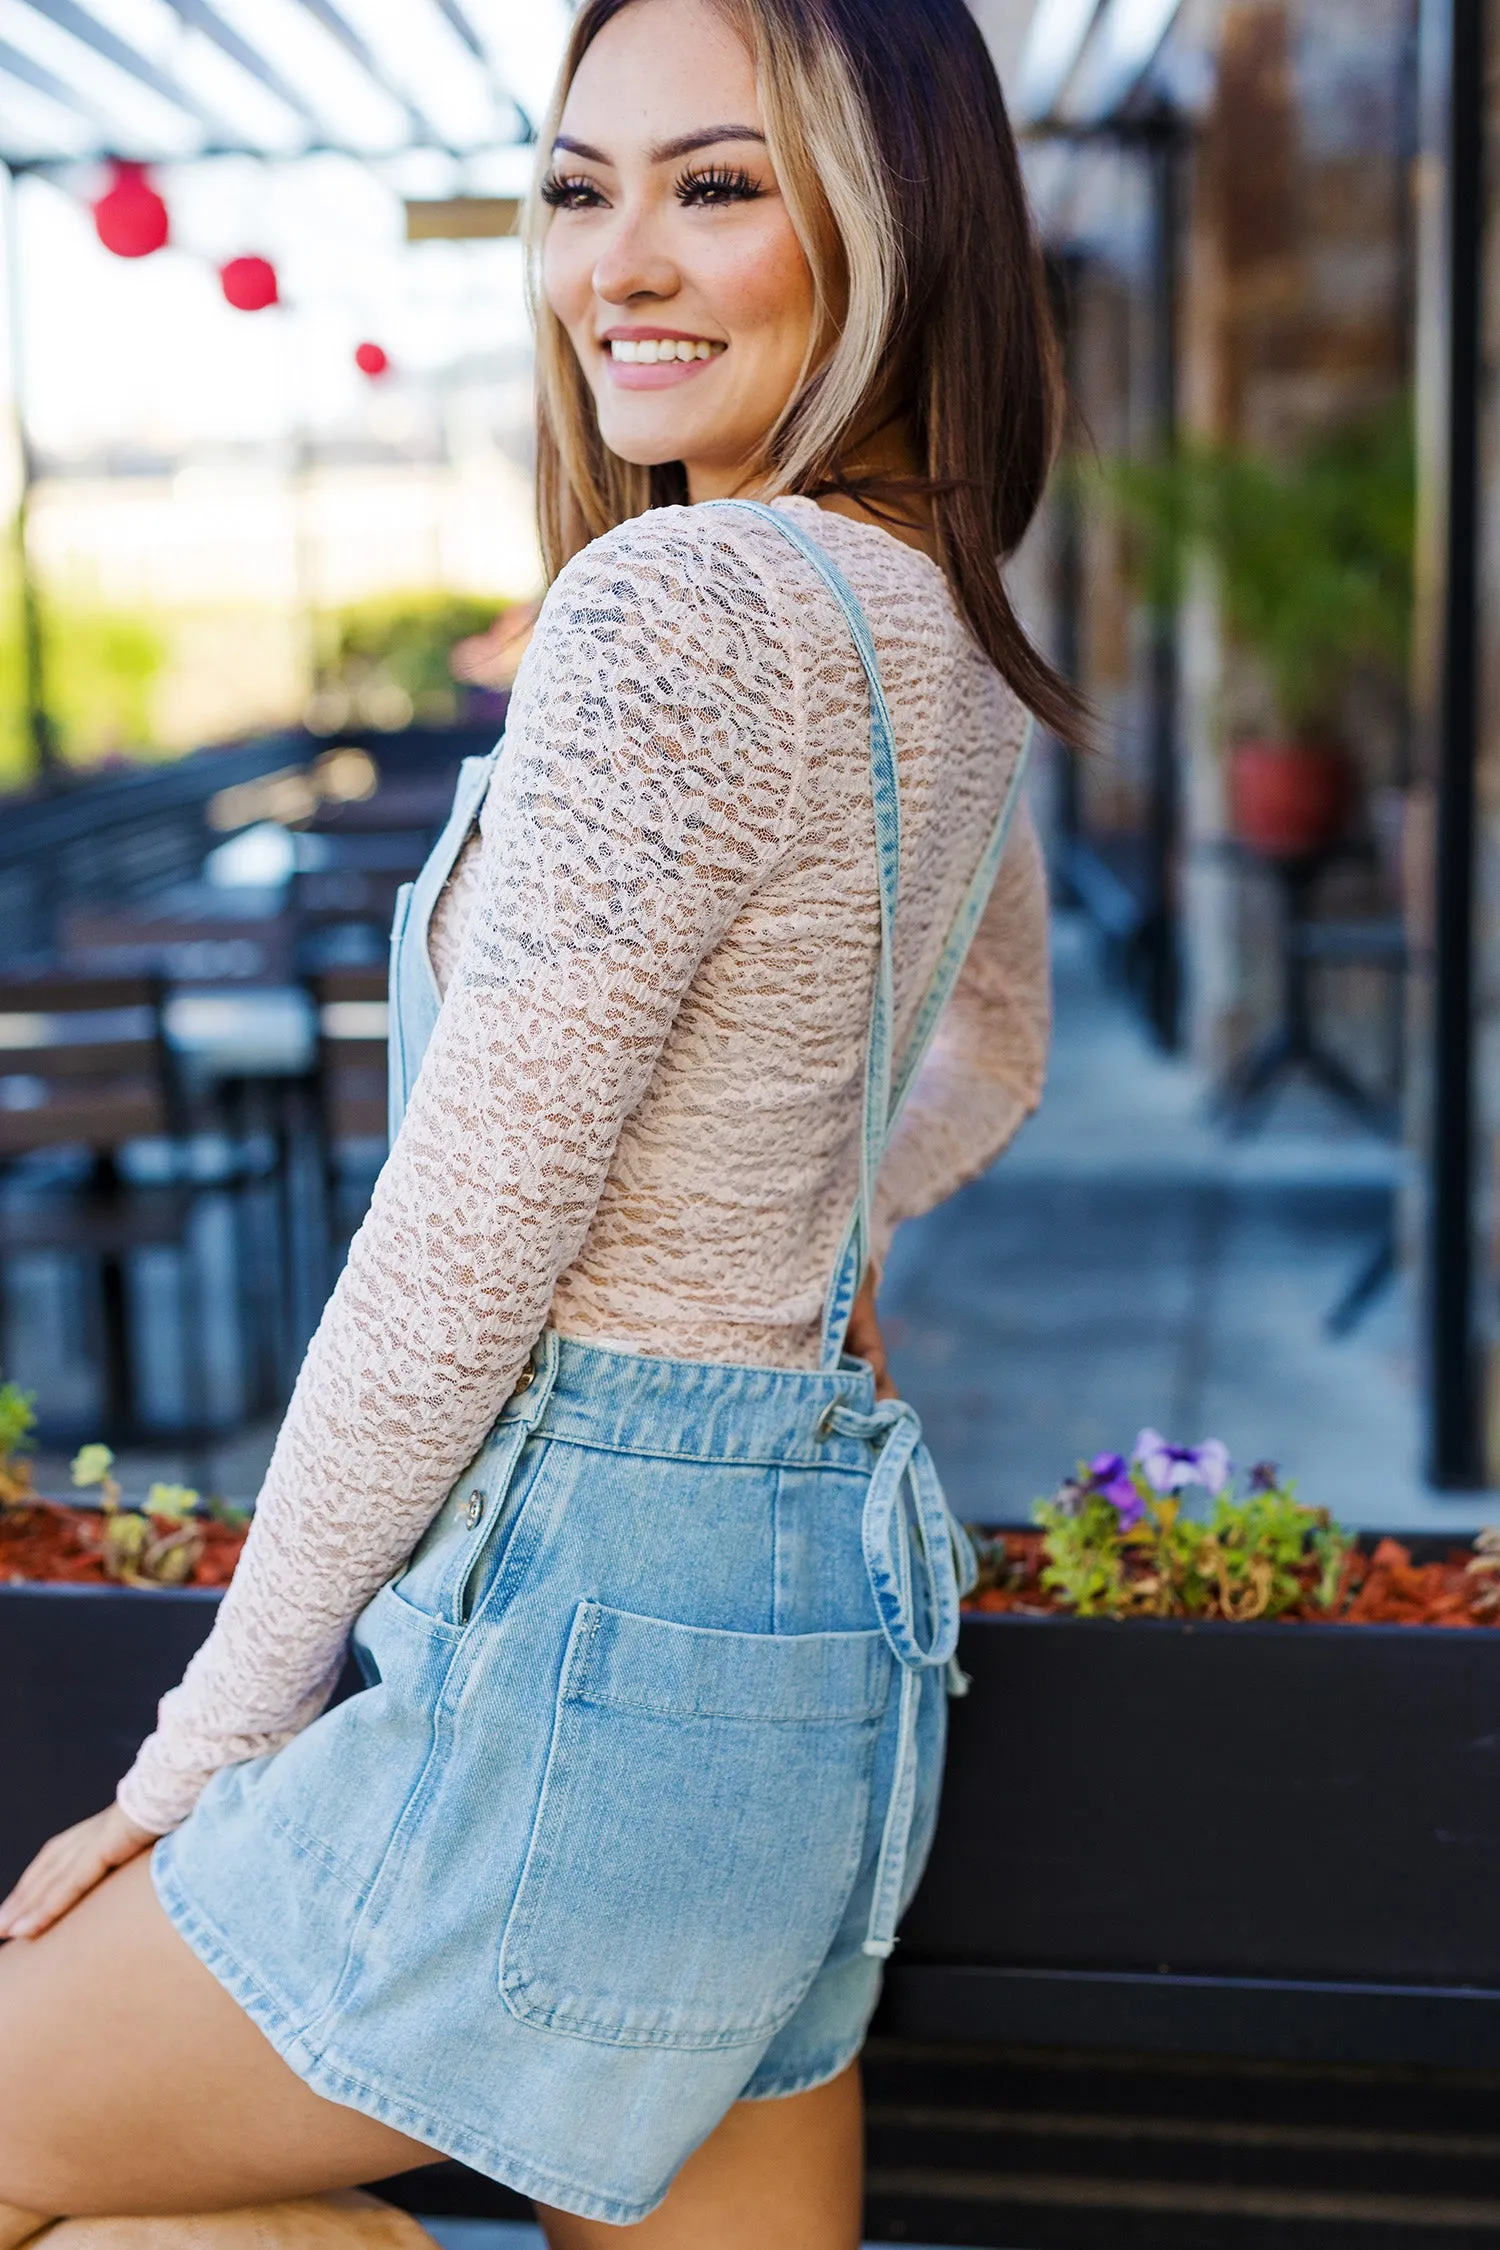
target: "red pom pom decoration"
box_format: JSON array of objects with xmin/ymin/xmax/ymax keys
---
[
  {"xmin": 354, "ymin": 341, "xmax": 389, "ymax": 379},
  {"xmin": 93, "ymin": 161, "xmax": 169, "ymax": 260},
  {"xmin": 220, "ymin": 255, "xmax": 279, "ymax": 312}
]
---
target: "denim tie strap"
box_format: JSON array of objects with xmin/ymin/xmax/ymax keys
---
[{"xmin": 825, "ymin": 1396, "xmax": 978, "ymax": 1955}]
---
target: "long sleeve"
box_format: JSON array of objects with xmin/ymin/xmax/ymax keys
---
[
  {"xmin": 871, "ymin": 799, "xmax": 1050, "ymax": 1269},
  {"xmin": 117, "ymin": 518, "xmax": 803, "ymax": 1834}
]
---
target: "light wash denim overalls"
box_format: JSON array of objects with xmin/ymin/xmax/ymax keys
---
[{"xmin": 155, "ymin": 502, "xmax": 1029, "ymax": 2226}]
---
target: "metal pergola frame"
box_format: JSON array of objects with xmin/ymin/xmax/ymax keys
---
[
  {"xmin": 0, "ymin": 0, "xmax": 541, "ymax": 791},
  {"xmin": 1421, "ymin": 0, "xmax": 1486, "ymax": 1487}
]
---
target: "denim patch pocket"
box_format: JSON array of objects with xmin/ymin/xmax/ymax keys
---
[{"xmin": 498, "ymin": 1600, "xmax": 892, "ymax": 2051}]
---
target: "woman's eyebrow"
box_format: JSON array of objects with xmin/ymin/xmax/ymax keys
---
[{"xmin": 550, "ymin": 126, "xmax": 765, "ymax": 166}]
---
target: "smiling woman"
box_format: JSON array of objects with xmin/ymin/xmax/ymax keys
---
[{"xmin": 0, "ymin": 4, "xmax": 1062, "ymax": 2247}]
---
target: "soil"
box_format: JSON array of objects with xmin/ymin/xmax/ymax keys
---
[
  {"xmin": 5, "ymin": 1506, "xmax": 1492, "ymax": 1626},
  {"xmin": 0, "ymin": 1498, "xmax": 247, "ymax": 1588},
  {"xmin": 965, "ymin": 1531, "xmax": 1500, "ymax": 1629}
]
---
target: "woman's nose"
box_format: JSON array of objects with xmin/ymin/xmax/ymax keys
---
[{"xmin": 591, "ymin": 209, "xmax": 679, "ymax": 308}]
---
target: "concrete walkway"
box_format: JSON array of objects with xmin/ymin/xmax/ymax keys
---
[{"xmin": 883, "ymin": 913, "xmax": 1498, "ymax": 1537}]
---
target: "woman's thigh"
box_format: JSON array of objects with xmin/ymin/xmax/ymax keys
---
[
  {"xmin": 0, "ymin": 1854, "xmax": 438, "ymax": 2216},
  {"xmin": 536, "ymin": 2064, "xmax": 863, "ymax": 2250}
]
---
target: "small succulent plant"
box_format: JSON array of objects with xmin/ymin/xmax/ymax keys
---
[{"xmin": 71, "ymin": 1444, "xmax": 205, "ymax": 1586}]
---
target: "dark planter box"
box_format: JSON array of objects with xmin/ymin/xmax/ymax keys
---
[
  {"xmin": 0, "ymin": 1583, "xmax": 225, "ymax": 1891},
  {"xmin": 886, "ymin": 1611, "xmax": 1500, "ymax": 2069},
  {"xmin": 8, "ymin": 1585, "xmax": 1500, "ymax": 2070}
]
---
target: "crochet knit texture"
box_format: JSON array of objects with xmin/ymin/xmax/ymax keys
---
[{"xmin": 118, "ymin": 496, "xmax": 1049, "ymax": 1834}]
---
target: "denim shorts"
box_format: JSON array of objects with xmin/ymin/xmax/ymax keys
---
[{"xmin": 153, "ymin": 1332, "xmax": 957, "ymax": 2226}]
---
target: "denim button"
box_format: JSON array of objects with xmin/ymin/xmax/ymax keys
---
[
  {"xmin": 464, "ymin": 1490, "xmax": 486, "ymax": 1530},
  {"xmin": 814, "ymin": 1401, "xmax": 841, "ymax": 1440},
  {"xmin": 512, "ymin": 1365, "xmax": 536, "ymax": 1397}
]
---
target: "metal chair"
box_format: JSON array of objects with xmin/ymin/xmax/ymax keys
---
[
  {"xmin": 0, "ymin": 973, "xmax": 206, "ymax": 1440},
  {"xmin": 310, "ymin": 967, "xmax": 390, "ymax": 1278}
]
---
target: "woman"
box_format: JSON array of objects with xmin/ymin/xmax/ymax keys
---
[{"xmin": 0, "ymin": 0, "xmax": 1072, "ymax": 2239}]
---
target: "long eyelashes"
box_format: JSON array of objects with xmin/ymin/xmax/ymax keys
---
[
  {"xmin": 676, "ymin": 163, "xmax": 761, "ymax": 207},
  {"xmin": 539, "ymin": 164, "xmax": 763, "ymax": 212},
  {"xmin": 540, "ymin": 171, "xmax": 605, "ymax": 210}
]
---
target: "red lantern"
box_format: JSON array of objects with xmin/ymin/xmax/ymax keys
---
[
  {"xmin": 354, "ymin": 341, "xmax": 389, "ymax": 379},
  {"xmin": 93, "ymin": 161, "xmax": 169, "ymax": 260},
  {"xmin": 220, "ymin": 255, "xmax": 279, "ymax": 312}
]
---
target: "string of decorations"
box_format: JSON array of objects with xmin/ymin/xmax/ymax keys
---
[{"xmin": 89, "ymin": 158, "xmax": 391, "ymax": 381}]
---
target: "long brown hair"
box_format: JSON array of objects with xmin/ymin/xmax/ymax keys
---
[{"xmin": 529, "ymin": 0, "xmax": 1084, "ymax": 744}]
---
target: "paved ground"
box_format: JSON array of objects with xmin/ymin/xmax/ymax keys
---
[{"xmin": 883, "ymin": 913, "xmax": 1496, "ymax": 1536}]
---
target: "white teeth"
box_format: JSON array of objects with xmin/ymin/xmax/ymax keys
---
[{"xmin": 609, "ymin": 338, "xmax": 719, "ymax": 363}]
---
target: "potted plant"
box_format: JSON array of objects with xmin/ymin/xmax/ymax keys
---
[
  {"xmin": 887, "ymin": 1431, "xmax": 1500, "ymax": 2072},
  {"xmin": 1102, "ymin": 408, "xmax": 1414, "ymax": 859}
]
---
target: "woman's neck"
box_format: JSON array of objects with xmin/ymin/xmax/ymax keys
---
[
  {"xmin": 811, "ymin": 421, "xmax": 938, "ymax": 562},
  {"xmin": 683, "ymin": 420, "xmax": 938, "ymax": 562}
]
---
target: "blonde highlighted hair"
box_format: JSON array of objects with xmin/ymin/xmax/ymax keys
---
[{"xmin": 529, "ymin": 0, "xmax": 1083, "ymax": 743}]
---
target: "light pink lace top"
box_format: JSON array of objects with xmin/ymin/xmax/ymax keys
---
[{"xmin": 117, "ymin": 496, "xmax": 1049, "ymax": 1835}]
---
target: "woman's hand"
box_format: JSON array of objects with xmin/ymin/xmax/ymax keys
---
[
  {"xmin": 0, "ymin": 1803, "xmax": 155, "ymax": 1941},
  {"xmin": 846, "ymin": 1269, "xmax": 897, "ymax": 1400}
]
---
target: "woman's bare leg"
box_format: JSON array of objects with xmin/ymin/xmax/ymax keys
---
[
  {"xmin": 0, "ymin": 1854, "xmax": 439, "ymax": 2215},
  {"xmin": 0, "ymin": 1853, "xmax": 862, "ymax": 2243},
  {"xmin": 535, "ymin": 2064, "xmax": 863, "ymax": 2250}
]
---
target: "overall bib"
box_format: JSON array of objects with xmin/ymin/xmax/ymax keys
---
[{"xmin": 154, "ymin": 502, "xmax": 1030, "ymax": 2226}]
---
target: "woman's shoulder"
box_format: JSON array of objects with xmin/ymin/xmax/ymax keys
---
[
  {"xmin": 515, "ymin": 505, "xmax": 804, "ymax": 707},
  {"xmin": 550, "ymin": 501, "xmax": 802, "ymax": 607}
]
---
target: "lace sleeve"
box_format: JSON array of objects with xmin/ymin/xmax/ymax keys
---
[
  {"xmin": 116, "ymin": 515, "xmax": 803, "ymax": 1835},
  {"xmin": 871, "ymin": 799, "xmax": 1050, "ymax": 1269}
]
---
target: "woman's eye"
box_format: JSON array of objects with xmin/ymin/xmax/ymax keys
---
[
  {"xmin": 540, "ymin": 172, "xmax": 607, "ymax": 211},
  {"xmin": 676, "ymin": 165, "xmax": 762, "ymax": 209}
]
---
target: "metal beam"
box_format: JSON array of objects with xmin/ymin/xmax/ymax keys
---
[
  {"xmin": 0, "ymin": 34, "xmax": 100, "ymax": 121},
  {"xmin": 1423, "ymin": 0, "xmax": 1485, "ymax": 1485},
  {"xmin": 22, "ymin": 0, "xmax": 216, "ymax": 129},
  {"xmin": 294, "ymin": 0, "xmax": 441, "ymax": 147},
  {"xmin": 162, "ymin": 0, "xmax": 322, "ymax": 133},
  {"xmin": 3, "ymin": 168, "xmax": 60, "ymax": 786},
  {"xmin": 429, "ymin": 0, "xmax": 486, "ymax": 63}
]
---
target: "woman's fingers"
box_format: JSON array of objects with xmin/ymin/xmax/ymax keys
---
[{"xmin": 0, "ymin": 1805, "xmax": 154, "ymax": 1941}]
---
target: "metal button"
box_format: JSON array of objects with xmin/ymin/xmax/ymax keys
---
[
  {"xmin": 814, "ymin": 1400, "xmax": 841, "ymax": 1440},
  {"xmin": 464, "ymin": 1490, "xmax": 486, "ymax": 1530},
  {"xmin": 512, "ymin": 1364, "xmax": 535, "ymax": 1396}
]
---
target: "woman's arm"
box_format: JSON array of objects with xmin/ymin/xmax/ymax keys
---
[
  {"xmin": 113, "ymin": 516, "xmax": 803, "ymax": 1839},
  {"xmin": 871, "ymin": 797, "xmax": 1050, "ymax": 1269}
]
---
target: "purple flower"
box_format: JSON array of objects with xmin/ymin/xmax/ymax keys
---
[
  {"xmin": 1248, "ymin": 1461, "xmax": 1280, "ymax": 1494},
  {"xmin": 1085, "ymin": 1451, "xmax": 1145, "ymax": 1529},
  {"xmin": 1133, "ymin": 1428, "xmax": 1231, "ymax": 1497}
]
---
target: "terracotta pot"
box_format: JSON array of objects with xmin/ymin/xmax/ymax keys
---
[{"xmin": 1228, "ymin": 740, "xmax": 1351, "ymax": 859}]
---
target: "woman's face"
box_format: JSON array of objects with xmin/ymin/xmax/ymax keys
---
[{"xmin": 541, "ymin": 0, "xmax": 818, "ymax": 500}]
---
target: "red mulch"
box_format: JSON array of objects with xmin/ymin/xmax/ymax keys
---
[
  {"xmin": 0, "ymin": 1499, "xmax": 247, "ymax": 1588},
  {"xmin": 963, "ymin": 1530, "xmax": 1500, "ymax": 1628}
]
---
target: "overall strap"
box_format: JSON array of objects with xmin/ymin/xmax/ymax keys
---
[
  {"xmin": 699, "ymin": 500, "xmax": 1031, "ymax": 1368},
  {"xmin": 387, "ymin": 745, "xmax": 502, "ymax": 1140},
  {"xmin": 702, "ymin": 499, "xmax": 899, "ymax": 1369}
]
